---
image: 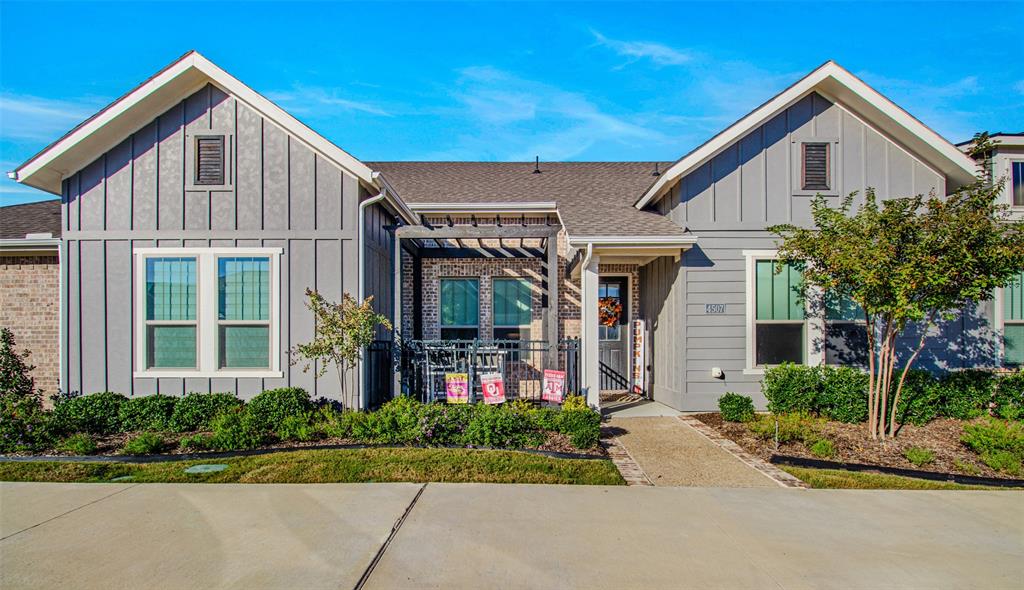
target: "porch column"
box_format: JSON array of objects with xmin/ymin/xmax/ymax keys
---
[
  {"xmin": 580, "ymin": 252, "xmax": 601, "ymax": 408},
  {"xmin": 393, "ymin": 237, "xmax": 403, "ymax": 397},
  {"xmin": 544, "ymin": 230, "xmax": 560, "ymax": 368}
]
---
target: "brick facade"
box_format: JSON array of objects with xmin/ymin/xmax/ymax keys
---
[{"xmin": 0, "ymin": 255, "xmax": 60, "ymax": 396}]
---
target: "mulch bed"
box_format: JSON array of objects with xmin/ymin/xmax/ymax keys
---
[{"xmin": 693, "ymin": 413, "xmax": 1014, "ymax": 480}]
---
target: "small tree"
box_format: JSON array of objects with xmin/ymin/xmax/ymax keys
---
[
  {"xmin": 770, "ymin": 181, "xmax": 1024, "ymax": 439},
  {"xmin": 290, "ymin": 290, "xmax": 391, "ymax": 411},
  {"xmin": 0, "ymin": 327, "xmax": 35, "ymax": 398}
]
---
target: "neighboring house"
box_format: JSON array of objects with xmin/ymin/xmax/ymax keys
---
[{"xmin": 4, "ymin": 51, "xmax": 1016, "ymax": 411}]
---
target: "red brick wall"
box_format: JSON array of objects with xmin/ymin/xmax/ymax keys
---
[{"xmin": 0, "ymin": 255, "xmax": 60, "ymax": 396}]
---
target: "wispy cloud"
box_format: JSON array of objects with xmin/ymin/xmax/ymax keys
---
[
  {"xmin": 0, "ymin": 93, "xmax": 105, "ymax": 142},
  {"xmin": 1014, "ymin": 80, "xmax": 1024, "ymax": 96},
  {"xmin": 266, "ymin": 84, "xmax": 392, "ymax": 117},
  {"xmin": 856, "ymin": 70, "xmax": 986, "ymax": 142},
  {"xmin": 590, "ymin": 29, "xmax": 693, "ymax": 67}
]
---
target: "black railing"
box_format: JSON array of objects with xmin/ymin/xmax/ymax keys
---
[
  {"xmin": 599, "ymin": 360, "xmax": 631, "ymax": 391},
  {"xmin": 398, "ymin": 338, "xmax": 580, "ymax": 403},
  {"xmin": 365, "ymin": 340, "xmax": 396, "ymax": 410}
]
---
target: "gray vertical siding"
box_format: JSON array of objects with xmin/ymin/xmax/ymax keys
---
[
  {"xmin": 60, "ymin": 83, "xmax": 367, "ymax": 401},
  {"xmin": 644, "ymin": 91, "xmax": 979, "ymax": 412}
]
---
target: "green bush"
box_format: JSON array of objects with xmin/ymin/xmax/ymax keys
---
[
  {"xmin": 206, "ymin": 410, "xmax": 266, "ymax": 451},
  {"xmin": 557, "ymin": 408, "xmax": 602, "ymax": 449},
  {"xmin": 246, "ymin": 387, "xmax": 313, "ymax": 432},
  {"xmin": 717, "ymin": 393, "xmax": 755, "ymax": 423},
  {"xmin": 465, "ymin": 404, "xmax": 542, "ymax": 448},
  {"xmin": 276, "ymin": 413, "xmax": 319, "ymax": 442},
  {"xmin": 939, "ymin": 370, "xmax": 994, "ymax": 420},
  {"xmin": 178, "ymin": 433, "xmax": 212, "ymax": 451},
  {"xmin": 979, "ymin": 450, "xmax": 1022, "ymax": 476},
  {"xmin": 529, "ymin": 406, "xmax": 562, "ymax": 431},
  {"xmin": 961, "ymin": 418, "xmax": 1024, "ymax": 476},
  {"xmin": 562, "ymin": 395, "xmax": 589, "ymax": 412},
  {"xmin": 902, "ymin": 446, "xmax": 935, "ymax": 467},
  {"xmin": 352, "ymin": 396, "xmax": 422, "ymax": 444},
  {"xmin": 118, "ymin": 395, "xmax": 178, "ymax": 431},
  {"xmin": 169, "ymin": 392, "xmax": 242, "ymax": 432},
  {"xmin": 415, "ymin": 402, "xmax": 475, "ymax": 446},
  {"xmin": 818, "ymin": 366, "xmax": 869, "ymax": 423},
  {"xmin": 808, "ymin": 438, "xmax": 835, "ymax": 459},
  {"xmin": 122, "ymin": 432, "xmax": 166, "ymax": 455},
  {"xmin": 0, "ymin": 328, "xmax": 55, "ymax": 453},
  {"xmin": 748, "ymin": 413, "xmax": 823, "ymax": 444},
  {"xmin": 895, "ymin": 370, "xmax": 943, "ymax": 426},
  {"xmin": 994, "ymin": 371, "xmax": 1024, "ymax": 420},
  {"xmin": 52, "ymin": 392, "xmax": 127, "ymax": 435},
  {"xmin": 762, "ymin": 363, "xmax": 820, "ymax": 415},
  {"xmin": 55, "ymin": 433, "xmax": 97, "ymax": 455}
]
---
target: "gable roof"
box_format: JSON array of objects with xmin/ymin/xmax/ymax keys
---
[
  {"xmin": 0, "ymin": 199, "xmax": 62, "ymax": 239},
  {"xmin": 369, "ymin": 161, "xmax": 688, "ymax": 238},
  {"xmin": 9, "ymin": 51, "xmax": 384, "ymax": 200},
  {"xmin": 634, "ymin": 61, "xmax": 979, "ymax": 210}
]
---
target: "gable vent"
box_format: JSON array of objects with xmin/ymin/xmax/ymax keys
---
[
  {"xmin": 195, "ymin": 136, "xmax": 225, "ymax": 185},
  {"xmin": 801, "ymin": 142, "xmax": 830, "ymax": 191}
]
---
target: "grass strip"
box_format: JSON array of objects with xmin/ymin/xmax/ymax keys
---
[{"xmin": 781, "ymin": 466, "xmax": 1007, "ymax": 490}]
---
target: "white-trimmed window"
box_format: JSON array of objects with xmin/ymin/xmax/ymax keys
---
[
  {"xmin": 492, "ymin": 278, "xmax": 532, "ymax": 341},
  {"xmin": 744, "ymin": 251, "xmax": 823, "ymax": 373},
  {"xmin": 439, "ymin": 278, "xmax": 479, "ymax": 340},
  {"xmin": 1000, "ymin": 271, "xmax": 1024, "ymax": 367},
  {"xmin": 1012, "ymin": 161, "xmax": 1024, "ymax": 208},
  {"xmin": 134, "ymin": 247, "xmax": 282, "ymax": 377}
]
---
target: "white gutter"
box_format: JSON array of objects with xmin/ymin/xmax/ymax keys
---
[
  {"xmin": 370, "ymin": 171, "xmax": 418, "ymax": 224},
  {"xmin": 579, "ymin": 241, "xmax": 594, "ymax": 273},
  {"xmin": 409, "ymin": 201, "xmax": 558, "ymax": 214},
  {"xmin": 357, "ymin": 189, "xmax": 386, "ymax": 411},
  {"xmin": 0, "ymin": 237, "xmax": 61, "ymax": 252},
  {"xmin": 567, "ymin": 235, "xmax": 698, "ymax": 247}
]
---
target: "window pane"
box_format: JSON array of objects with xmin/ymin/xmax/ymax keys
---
[
  {"xmin": 148, "ymin": 325, "xmax": 196, "ymax": 368},
  {"xmin": 755, "ymin": 260, "xmax": 804, "ymax": 320},
  {"xmin": 826, "ymin": 293, "xmax": 865, "ymax": 321},
  {"xmin": 826, "ymin": 323, "xmax": 869, "ymax": 366},
  {"xmin": 756, "ymin": 323, "xmax": 804, "ymax": 365},
  {"xmin": 1013, "ymin": 162, "xmax": 1023, "ymax": 207},
  {"xmin": 219, "ymin": 257, "xmax": 270, "ymax": 321},
  {"xmin": 599, "ymin": 325, "xmax": 621, "ymax": 341},
  {"xmin": 1005, "ymin": 271, "xmax": 1024, "ymax": 322},
  {"xmin": 146, "ymin": 258, "xmax": 196, "ymax": 321},
  {"xmin": 440, "ymin": 327, "xmax": 478, "ymax": 340},
  {"xmin": 1005, "ymin": 324, "xmax": 1024, "ymax": 366},
  {"xmin": 494, "ymin": 327, "xmax": 530, "ymax": 341},
  {"xmin": 493, "ymin": 279, "xmax": 531, "ymax": 326},
  {"xmin": 219, "ymin": 325, "xmax": 270, "ymax": 368},
  {"xmin": 441, "ymin": 279, "xmax": 478, "ymax": 326}
]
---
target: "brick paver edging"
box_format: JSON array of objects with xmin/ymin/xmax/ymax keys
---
[
  {"xmin": 601, "ymin": 429, "xmax": 653, "ymax": 487},
  {"xmin": 677, "ymin": 415, "xmax": 809, "ymax": 489}
]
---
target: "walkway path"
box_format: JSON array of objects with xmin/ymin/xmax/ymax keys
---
[
  {"xmin": 607, "ymin": 416, "xmax": 776, "ymax": 487},
  {"xmin": 2, "ymin": 482, "xmax": 1020, "ymax": 589}
]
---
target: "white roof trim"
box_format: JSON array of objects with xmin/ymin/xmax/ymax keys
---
[
  {"xmin": 12, "ymin": 51, "xmax": 378, "ymax": 197},
  {"xmin": 634, "ymin": 61, "xmax": 979, "ymax": 210},
  {"xmin": 409, "ymin": 202, "xmax": 559, "ymax": 214}
]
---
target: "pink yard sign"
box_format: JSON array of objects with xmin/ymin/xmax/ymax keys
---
[
  {"xmin": 542, "ymin": 370, "xmax": 566, "ymax": 403},
  {"xmin": 481, "ymin": 372, "xmax": 506, "ymax": 404},
  {"xmin": 445, "ymin": 373, "xmax": 469, "ymax": 404}
]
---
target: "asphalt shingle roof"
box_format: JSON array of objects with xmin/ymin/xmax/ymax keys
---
[
  {"xmin": 0, "ymin": 199, "xmax": 62, "ymax": 239},
  {"xmin": 368, "ymin": 161, "xmax": 687, "ymax": 237}
]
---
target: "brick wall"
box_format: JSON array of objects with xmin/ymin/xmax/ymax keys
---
[{"xmin": 0, "ymin": 255, "xmax": 60, "ymax": 396}]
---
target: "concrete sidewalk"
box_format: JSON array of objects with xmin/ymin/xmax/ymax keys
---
[{"xmin": 2, "ymin": 482, "xmax": 1021, "ymax": 589}]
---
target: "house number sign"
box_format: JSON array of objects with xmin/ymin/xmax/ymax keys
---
[{"xmin": 705, "ymin": 304, "xmax": 726, "ymax": 314}]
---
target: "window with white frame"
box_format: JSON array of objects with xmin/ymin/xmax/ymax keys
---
[
  {"xmin": 492, "ymin": 278, "xmax": 532, "ymax": 341},
  {"xmin": 1003, "ymin": 270, "xmax": 1024, "ymax": 367},
  {"xmin": 745, "ymin": 252, "xmax": 823, "ymax": 371},
  {"xmin": 135, "ymin": 248, "xmax": 281, "ymax": 377},
  {"xmin": 1012, "ymin": 161, "xmax": 1023, "ymax": 208}
]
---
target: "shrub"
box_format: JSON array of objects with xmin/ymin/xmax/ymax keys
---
[
  {"xmin": 55, "ymin": 433, "xmax": 97, "ymax": 455},
  {"xmin": 0, "ymin": 329, "xmax": 53, "ymax": 451},
  {"xmin": 748, "ymin": 413, "xmax": 822, "ymax": 444},
  {"xmin": 178, "ymin": 434, "xmax": 212, "ymax": 451},
  {"xmin": 528, "ymin": 406, "xmax": 561, "ymax": 431},
  {"xmin": 979, "ymin": 450, "xmax": 1022, "ymax": 476},
  {"xmin": 562, "ymin": 395, "xmax": 588, "ymax": 412},
  {"xmin": 895, "ymin": 370, "xmax": 943, "ymax": 426},
  {"xmin": 808, "ymin": 438, "xmax": 835, "ymax": 459},
  {"xmin": 276, "ymin": 413, "xmax": 319, "ymax": 442},
  {"xmin": 961, "ymin": 418, "xmax": 1024, "ymax": 457},
  {"xmin": 762, "ymin": 363, "xmax": 820, "ymax": 415},
  {"xmin": 118, "ymin": 395, "xmax": 178, "ymax": 431},
  {"xmin": 169, "ymin": 392, "xmax": 242, "ymax": 432},
  {"xmin": 953, "ymin": 458, "xmax": 982, "ymax": 476},
  {"xmin": 246, "ymin": 387, "xmax": 313, "ymax": 432},
  {"xmin": 465, "ymin": 404, "xmax": 541, "ymax": 448},
  {"xmin": 902, "ymin": 446, "xmax": 935, "ymax": 467},
  {"xmin": 818, "ymin": 366, "xmax": 869, "ymax": 423},
  {"xmin": 415, "ymin": 402, "xmax": 474, "ymax": 446},
  {"xmin": 939, "ymin": 370, "xmax": 994, "ymax": 420},
  {"xmin": 352, "ymin": 396, "xmax": 422, "ymax": 444},
  {"xmin": 51, "ymin": 392, "xmax": 127, "ymax": 435},
  {"xmin": 206, "ymin": 410, "xmax": 266, "ymax": 451},
  {"xmin": 993, "ymin": 371, "xmax": 1024, "ymax": 420},
  {"xmin": 122, "ymin": 432, "xmax": 166, "ymax": 455},
  {"xmin": 718, "ymin": 393, "xmax": 755, "ymax": 423},
  {"xmin": 557, "ymin": 408, "xmax": 601, "ymax": 449}
]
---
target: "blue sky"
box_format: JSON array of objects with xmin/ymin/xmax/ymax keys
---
[{"xmin": 1, "ymin": 1, "xmax": 1022, "ymax": 205}]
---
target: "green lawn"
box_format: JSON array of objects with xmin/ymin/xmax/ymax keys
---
[
  {"xmin": 0, "ymin": 448, "xmax": 625, "ymax": 486},
  {"xmin": 782, "ymin": 466, "xmax": 1011, "ymax": 490}
]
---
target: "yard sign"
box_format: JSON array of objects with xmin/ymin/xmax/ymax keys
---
[
  {"xmin": 445, "ymin": 373, "xmax": 469, "ymax": 404},
  {"xmin": 481, "ymin": 372, "xmax": 506, "ymax": 404},
  {"xmin": 542, "ymin": 369, "xmax": 566, "ymax": 403},
  {"xmin": 631, "ymin": 318, "xmax": 646, "ymax": 395}
]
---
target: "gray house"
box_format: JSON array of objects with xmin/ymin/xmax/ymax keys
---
[{"xmin": 7, "ymin": 51, "xmax": 1020, "ymax": 411}]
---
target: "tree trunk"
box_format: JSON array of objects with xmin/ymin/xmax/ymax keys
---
[
  {"xmin": 888, "ymin": 313, "xmax": 935, "ymax": 437},
  {"xmin": 866, "ymin": 317, "xmax": 877, "ymax": 439}
]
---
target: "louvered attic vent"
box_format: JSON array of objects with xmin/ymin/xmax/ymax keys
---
[
  {"xmin": 801, "ymin": 142, "xmax": 830, "ymax": 191},
  {"xmin": 194, "ymin": 136, "xmax": 225, "ymax": 185}
]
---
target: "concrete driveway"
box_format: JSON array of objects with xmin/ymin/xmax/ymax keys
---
[{"xmin": 1, "ymin": 482, "xmax": 1021, "ymax": 590}]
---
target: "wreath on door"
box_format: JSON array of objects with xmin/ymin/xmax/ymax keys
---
[{"xmin": 598, "ymin": 297, "xmax": 623, "ymax": 328}]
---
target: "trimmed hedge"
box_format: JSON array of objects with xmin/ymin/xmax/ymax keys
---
[
  {"xmin": 118, "ymin": 394, "xmax": 178, "ymax": 431},
  {"xmin": 718, "ymin": 393, "xmax": 755, "ymax": 423},
  {"xmin": 246, "ymin": 388, "xmax": 313, "ymax": 432},
  {"xmin": 169, "ymin": 393, "xmax": 242, "ymax": 432},
  {"xmin": 52, "ymin": 392, "xmax": 127, "ymax": 435}
]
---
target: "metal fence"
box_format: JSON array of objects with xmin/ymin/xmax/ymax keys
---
[{"xmin": 397, "ymin": 338, "xmax": 580, "ymax": 403}]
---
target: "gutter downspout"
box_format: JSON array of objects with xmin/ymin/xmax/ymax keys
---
[{"xmin": 357, "ymin": 188, "xmax": 387, "ymax": 411}]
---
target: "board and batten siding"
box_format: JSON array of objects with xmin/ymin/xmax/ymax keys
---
[
  {"xmin": 59, "ymin": 83, "xmax": 379, "ymax": 402},
  {"xmin": 641, "ymin": 92, "xmax": 979, "ymax": 411}
]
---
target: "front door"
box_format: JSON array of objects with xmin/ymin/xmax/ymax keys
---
[{"xmin": 598, "ymin": 277, "xmax": 629, "ymax": 390}]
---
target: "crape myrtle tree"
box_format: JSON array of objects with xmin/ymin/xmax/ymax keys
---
[
  {"xmin": 290, "ymin": 290, "xmax": 392, "ymax": 411},
  {"xmin": 769, "ymin": 178, "xmax": 1024, "ymax": 439}
]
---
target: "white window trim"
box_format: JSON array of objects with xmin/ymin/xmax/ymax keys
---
[
  {"xmin": 1008, "ymin": 158, "xmax": 1024, "ymax": 210},
  {"xmin": 743, "ymin": 250, "xmax": 824, "ymax": 375},
  {"xmin": 133, "ymin": 247, "xmax": 283, "ymax": 378},
  {"xmin": 995, "ymin": 287, "xmax": 1024, "ymax": 368}
]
